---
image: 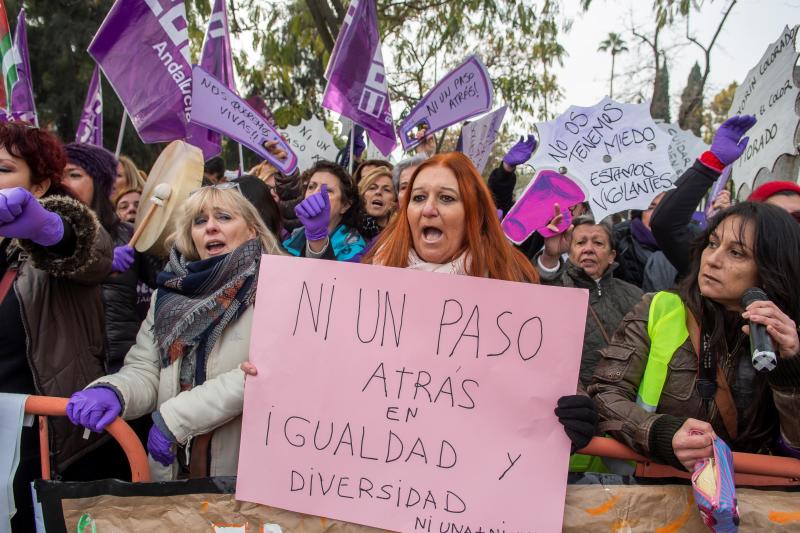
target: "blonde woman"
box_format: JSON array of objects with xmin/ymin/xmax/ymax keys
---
[
  {"xmin": 113, "ymin": 155, "xmax": 145, "ymax": 197},
  {"xmin": 358, "ymin": 165, "xmax": 397, "ymax": 238},
  {"xmin": 67, "ymin": 185, "xmax": 283, "ymax": 480}
]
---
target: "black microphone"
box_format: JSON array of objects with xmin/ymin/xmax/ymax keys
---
[{"xmin": 741, "ymin": 287, "xmax": 777, "ymax": 372}]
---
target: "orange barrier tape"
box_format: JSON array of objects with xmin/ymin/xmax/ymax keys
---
[
  {"xmin": 578, "ymin": 436, "xmax": 800, "ymax": 486},
  {"xmin": 24, "ymin": 395, "xmax": 151, "ymax": 482}
]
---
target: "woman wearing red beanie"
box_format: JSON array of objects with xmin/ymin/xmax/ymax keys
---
[{"xmin": 748, "ymin": 180, "xmax": 800, "ymax": 218}]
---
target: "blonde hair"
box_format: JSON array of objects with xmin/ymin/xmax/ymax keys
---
[
  {"xmin": 113, "ymin": 187, "xmax": 142, "ymax": 208},
  {"xmin": 358, "ymin": 166, "xmax": 395, "ymax": 198},
  {"xmin": 118, "ymin": 155, "xmax": 146, "ymax": 191},
  {"xmin": 168, "ymin": 186, "xmax": 284, "ymax": 261}
]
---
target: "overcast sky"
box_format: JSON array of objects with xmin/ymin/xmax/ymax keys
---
[{"xmin": 555, "ymin": 0, "xmax": 799, "ymax": 118}]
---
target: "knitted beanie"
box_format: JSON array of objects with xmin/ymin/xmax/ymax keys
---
[
  {"xmin": 64, "ymin": 142, "xmax": 118, "ymax": 198},
  {"xmin": 748, "ymin": 180, "xmax": 800, "ymax": 202}
]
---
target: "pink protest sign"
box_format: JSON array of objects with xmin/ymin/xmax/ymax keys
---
[{"xmin": 237, "ymin": 256, "xmax": 588, "ymax": 533}]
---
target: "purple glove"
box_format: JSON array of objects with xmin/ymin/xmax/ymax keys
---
[
  {"xmin": 147, "ymin": 423, "xmax": 176, "ymax": 466},
  {"xmin": 503, "ymin": 135, "xmax": 537, "ymax": 167},
  {"xmin": 0, "ymin": 187, "xmax": 64, "ymax": 245},
  {"xmin": 295, "ymin": 183, "xmax": 331, "ymax": 241},
  {"xmin": 66, "ymin": 387, "xmax": 122, "ymax": 433},
  {"xmin": 112, "ymin": 245, "xmax": 135, "ymax": 273},
  {"xmin": 710, "ymin": 115, "xmax": 757, "ymax": 165}
]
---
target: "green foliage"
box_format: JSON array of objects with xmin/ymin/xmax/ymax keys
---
[
  {"xmin": 229, "ymin": 0, "xmax": 569, "ymax": 129},
  {"xmin": 678, "ymin": 61, "xmax": 703, "ymax": 135}
]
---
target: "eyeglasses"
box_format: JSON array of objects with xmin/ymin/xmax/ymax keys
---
[{"xmin": 189, "ymin": 181, "xmax": 242, "ymax": 196}]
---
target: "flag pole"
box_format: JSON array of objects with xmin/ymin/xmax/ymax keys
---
[
  {"xmin": 238, "ymin": 143, "xmax": 245, "ymax": 176},
  {"xmin": 348, "ymin": 123, "xmax": 355, "ymax": 174},
  {"xmin": 114, "ymin": 110, "xmax": 128, "ymax": 158}
]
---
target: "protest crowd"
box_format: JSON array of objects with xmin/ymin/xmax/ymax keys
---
[{"xmin": 2, "ymin": 1, "xmax": 800, "ymax": 532}]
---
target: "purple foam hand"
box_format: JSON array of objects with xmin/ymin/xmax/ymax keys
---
[
  {"xmin": 295, "ymin": 183, "xmax": 331, "ymax": 241},
  {"xmin": 710, "ymin": 115, "xmax": 757, "ymax": 166},
  {"xmin": 501, "ymin": 170, "xmax": 585, "ymax": 244},
  {"xmin": 503, "ymin": 134, "xmax": 537, "ymax": 167},
  {"xmin": 0, "ymin": 187, "xmax": 64, "ymax": 245}
]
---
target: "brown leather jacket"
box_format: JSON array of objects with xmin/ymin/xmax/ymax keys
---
[
  {"xmin": 588, "ymin": 293, "xmax": 800, "ymax": 469},
  {"xmin": 12, "ymin": 195, "xmax": 113, "ymax": 471}
]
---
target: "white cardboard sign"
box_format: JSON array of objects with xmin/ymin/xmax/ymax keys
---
[
  {"xmin": 461, "ymin": 106, "xmax": 507, "ymax": 174},
  {"xmin": 529, "ymin": 97, "xmax": 675, "ymax": 220},
  {"xmin": 657, "ymin": 122, "xmax": 709, "ymax": 178},
  {"xmin": 729, "ymin": 26, "xmax": 800, "ymax": 188},
  {"xmin": 278, "ymin": 117, "xmax": 339, "ymax": 172}
]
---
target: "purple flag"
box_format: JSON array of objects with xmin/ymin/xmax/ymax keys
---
[
  {"xmin": 200, "ymin": 0, "xmax": 235, "ymax": 90},
  {"xmin": 322, "ymin": 0, "xmax": 396, "ymax": 156},
  {"xmin": 398, "ymin": 55, "xmax": 493, "ymax": 152},
  {"xmin": 88, "ymin": 0, "xmax": 218, "ymax": 159},
  {"xmin": 190, "ymin": 65, "xmax": 298, "ymax": 175},
  {"xmin": 9, "ymin": 9, "xmax": 37, "ymax": 125},
  {"xmin": 193, "ymin": 0, "xmax": 237, "ymax": 159},
  {"xmin": 75, "ymin": 66, "xmax": 103, "ymax": 146}
]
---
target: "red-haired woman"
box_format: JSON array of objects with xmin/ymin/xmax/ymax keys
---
[
  {"xmin": 364, "ymin": 152, "xmax": 539, "ymax": 281},
  {"xmin": 0, "ymin": 122, "xmax": 112, "ymax": 531}
]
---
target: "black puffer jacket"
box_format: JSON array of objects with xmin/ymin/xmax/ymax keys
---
[{"xmin": 102, "ymin": 222, "xmax": 160, "ymax": 372}]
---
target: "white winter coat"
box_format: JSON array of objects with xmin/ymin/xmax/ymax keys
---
[{"xmin": 90, "ymin": 290, "xmax": 253, "ymax": 481}]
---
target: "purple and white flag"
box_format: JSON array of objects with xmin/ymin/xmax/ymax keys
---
[
  {"xmin": 190, "ymin": 65, "xmax": 298, "ymax": 175},
  {"xmin": 193, "ymin": 0, "xmax": 237, "ymax": 159},
  {"xmin": 200, "ymin": 0, "xmax": 235, "ymax": 91},
  {"xmin": 398, "ymin": 55, "xmax": 493, "ymax": 152},
  {"xmin": 88, "ymin": 0, "xmax": 217, "ymax": 159},
  {"xmin": 322, "ymin": 0, "xmax": 396, "ymax": 156},
  {"xmin": 75, "ymin": 66, "xmax": 103, "ymax": 146},
  {"xmin": 9, "ymin": 9, "xmax": 37, "ymax": 125}
]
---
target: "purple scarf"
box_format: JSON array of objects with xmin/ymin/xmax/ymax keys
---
[{"xmin": 631, "ymin": 218, "xmax": 659, "ymax": 250}]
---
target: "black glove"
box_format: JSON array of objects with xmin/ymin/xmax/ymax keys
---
[{"xmin": 555, "ymin": 395, "xmax": 598, "ymax": 453}]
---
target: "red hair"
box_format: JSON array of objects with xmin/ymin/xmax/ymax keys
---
[
  {"xmin": 0, "ymin": 121, "xmax": 66, "ymax": 190},
  {"xmin": 364, "ymin": 152, "xmax": 539, "ymax": 284}
]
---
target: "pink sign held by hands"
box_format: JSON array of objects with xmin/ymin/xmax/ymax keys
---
[
  {"xmin": 502, "ymin": 169, "xmax": 585, "ymax": 244},
  {"xmin": 237, "ymin": 255, "xmax": 588, "ymax": 533}
]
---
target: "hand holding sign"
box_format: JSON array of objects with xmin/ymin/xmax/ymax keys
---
[
  {"xmin": 398, "ymin": 55, "xmax": 493, "ymax": 152},
  {"xmin": 190, "ymin": 65, "xmax": 298, "ymax": 175},
  {"xmin": 237, "ymin": 256, "xmax": 588, "ymax": 533},
  {"xmin": 501, "ymin": 169, "xmax": 585, "ymax": 244}
]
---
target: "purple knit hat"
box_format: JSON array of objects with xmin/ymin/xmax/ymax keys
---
[{"xmin": 64, "ymin": 142, "xmax": 118, "ymax": 198}]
